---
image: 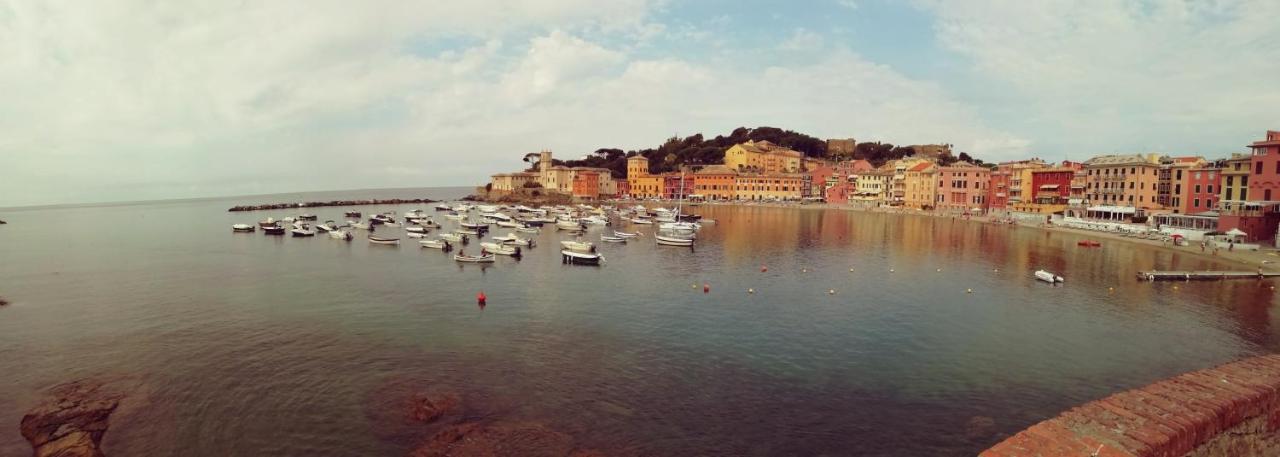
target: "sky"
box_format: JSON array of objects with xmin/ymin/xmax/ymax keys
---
[{"xmin": 2, "ymin": 0, "xmax": 1278, "ymax": 207}]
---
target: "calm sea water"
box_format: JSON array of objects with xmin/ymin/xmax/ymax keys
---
[{"xmin": 1, "ymin": 187, "xmax": 1276, "ymax": 456}]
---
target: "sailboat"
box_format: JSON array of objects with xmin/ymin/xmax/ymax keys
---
[{"xmin": 655, "ymin": 173, "xmax": 697, "ymax": 247}]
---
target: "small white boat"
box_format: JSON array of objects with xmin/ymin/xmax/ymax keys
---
[
  {"xmin": 329, "ymin": 230, "xmax": 353, "ymax": 241},
  {"xmin": 383, "ymin": 221, "xmax": 402, "ymax": 227},
  {"xmin": 291, "ymin": 226, "xmax": 317, "ymax": 237},
  {"xmin": 516, "ymin": 226, "xmax": 540, "ymax": 234},
  {"xmin": 282, "ymin": 216, "xmax": 296, "ymax": 223},
  {"xmin": 655, "ymin": 233, "xmax": 694, "ymax": 247},
  {"xmin": 258, "ymin": 217, "xmax": 278, "ymax": 228},
  {"xmin": 232, "ymin": 224, "xmax": 255, "ymax": 232},
  {"xmin": 477, "ymin": 205, "xmax": 500, "ymax": 213},
  {"xmin": 350, "ymin": 221, "xmax": 372, "ymax": 230},
  {"xmin": 368, "ymin": 236, "xmax": 400, "ymax": 245},
  {"xmin": 556, "ymin": 219, "xmax": 586, "ymax": 231},
  {"xmin": 299, "ymin": 213, "xmax": 317, "ymax": 221},
  {"xmin": 496, "ymin": 220, "xmax": 523, "ymax": 228},
  {"xmin": 444, "ymin": 213, "xmax": 466, "ymax": 221},
  {"xmin": 454, "ymin": 252, "xmax": 495, "ymax": 263},
  {"xmin": 315, "ymin": 221, "xmax": 338, "ymax": 233},
  {"xmin": 434, "ymin": 204, "xmax": 452, "ymax": 211},
  {"xmin": 560, "ymin": 240, "xmax": 596, "ymax": 253},
  {"xmin": 455, "ymin": 228, "xmax": 479, "ymax": 236},
  {"xmin": 480, "ymin": 242, "xmax": 522, "ymax": 257},
  {"xmin": 613, "ymin": 231, "xmax": 640, "ymax": 238},
  {"xmin": 452, "ymin": 204, "xmax": 473, "ymax": 213},
  {"xmin": 561, "ymin": 249, "xmax": 603, "ymax": 265},
  {"xmin": 263, "ymin": 225, "xmax": 286, "ymax": 235},
  {"xmin": 344, "ymin": 210, "xmax": 361, "ymax": 218},
  {"xmin": 582, "ymin": 215, "xmax": 610, "ymax": 226},
  {"xmin": 1034, "ymin": 270, "xmax": 1064, "ymax": 283},
  {"xmin": 406, "ymin": 232, "xmax": 427, "ymax": 238},
  {"xmin": 405, "ymin": 226, "xmax": 428, "ymax": 234},
  {"xmin": 601, "ymin": 235, "xmax": 626, "ymax": 243},
  {"xmin": 492, "ymin": 233, "xmax": 534, "ymax": 247},
  {"xmin": 439, "ymin": 232, "xmax": 468, "ymax": 244},
  {"xmin": 420, "ymin": 239, "xmax": 453, "ymax": 251},
  {"xmin": 630, "ymin": 218, "xmax": 653, "ymax": 225}
]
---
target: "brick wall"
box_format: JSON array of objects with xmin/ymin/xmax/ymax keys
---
[{"xmin": 982, "ymin": 354, "xmax": 1280, "ymax": 457}]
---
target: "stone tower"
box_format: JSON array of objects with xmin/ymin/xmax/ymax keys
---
[
  {"xmin": 627, "ymin": 155, "xmax": 649, "ymax": 178},
  {"xmin": 539, "ymin": 150, "xmax": 552, "ymax": 175}
]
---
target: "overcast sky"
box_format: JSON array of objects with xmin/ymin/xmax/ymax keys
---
[{"xmin": 2, "ymin": 0, "xmax": 1278, "ymax": 207}]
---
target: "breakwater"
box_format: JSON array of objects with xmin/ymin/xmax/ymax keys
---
[{"xmin": 227, "ymin": 198, "xmax": 438, "ymax": 212}]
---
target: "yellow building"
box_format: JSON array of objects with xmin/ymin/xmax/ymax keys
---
[
  {"xmin": 489, "ymin": 172, "xmax": 540, "ymax": 192},
  {"xmin": 853, "ymin": 168, "xmax": 893, "ymax": 202},
  {"xmin": 733, "ymin": 174, "xmax": 806, "ymax": 201},
  {"xmin": 724, "ymin": 140, "xmax": 803, "ymax": 174},
  {"xmin": 629, "ymin": 176, "xmax": 664, "ymax": 198},
  {"xmin": 1219, "ymin": 153, "xmax": 1250, "ymax": 211},
  {"xmin": 693, "ymin": 165, "xmax": 737, "ymax": 201},
  {"xmin": 903, "ymin": 162, "xmax": 938, "ymax": 210}
]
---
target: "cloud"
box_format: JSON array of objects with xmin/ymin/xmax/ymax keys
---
[
  {"xmin": 779, "ymin": 28, "xmax": 825, "ymax": 51},
  {"xmin": 917, "ymin": 0, "xmax": 1280, "ymax": 154}
]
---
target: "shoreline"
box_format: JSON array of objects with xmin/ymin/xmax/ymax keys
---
[{"xmin": 640, "ymin": 199, "xmax": 1280, "ymax": 272}]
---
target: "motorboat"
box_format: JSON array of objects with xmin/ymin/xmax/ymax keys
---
[
  {"xmin": 291, "ymin": 226, "xmax": 317, "ymax": 237},
  {"xmin": 477, "ymin": 205, "xmax": 500, "ymax": 213},
  {"xmin": 454, "ymin": 252, "xmax": 495, "ymax": 263},
  {"xmin": 480, "ymin": 217, "xmax": 501, "ymax": 225},
  {"xmin": 455, "ymin": 228, "xmax": 479, "ymax": 236},
  {"xmin": 492, "ymin": 233, "xmax": 534, "ymax": 247},
  {"xmin": 329, "ymin": 230, "xmax": 353, "ymax": 241},
  {"xmin": 655, "ymin": 232, "xmax": 694, "ymax": 247},
  {"xmin": 443, "ymin": 213, "xmax": 466, "ymax": 221},
  {"xmin": 316, "ymin": 221, "xmax": 338, "ymax": 233},
  {"xmin": 282, "ymin": 216, "xmax": 296, "ymax": 223},
  {"xmin": 420, "ymin": 239, "xmax": 453, "ymax": 251},
  {"xmin": 232, "ymin": 224, "xmax": 256, "ymax": 232},
  {"xmin": 368, "ymin": 236, "xmax": 400, "ymax": 245},
  {"xmin": 582, "ymin": 215, "xmax": 610, "ymax": 226},
  {"xmin": 496, "ymin": 220, "xmax": 523, "ymax": 228},
  {"xmin": 556, "ymin": 219, "xmax": 586, "ymax": 232},
  {"xmin": 350, "ymin": 221, "xmax": 372, "ymax": 230},
  {"xmin": 439, "ymin": 232, "xmax": 469, "ymax": 244},
  {"xmin": 480, "ymin": 242, "xmax": 522, "ymax": 257},
  {"xmin": 404, "ymin": 209, "xmax": 428, "ymax": 220},
  {"xmin": 344, "ymin": 210, "xmax": 361, "ymax": 218},
  {"xmin": 601, "ymin": 235, "xmax": 626, "ymax": 243},
  {"xmin": 613, "ymin": 231, "xmax": 640, "ymax": 238},
  {"xmin": 516, "ymin": 227, "xmax": 541, "ymax": 234},
  {"xmin": 258, "ymin": 217, "xmax": 279, "ymax": 228},
  {"xmin": 435, "ymin": 204, "xmax": 452, "ymax": 211},
  {"xmin": 1034, "ymin": 270, "xmax": 1064, "ymax": 283},
  {"xmin": 419, "ymin": 218, "xmax": 439, "ymax": 228},
  {"xmin": 630, "ymin": 218, "xmax": 653, "ymax": 225},
  {"xmin": 452, "ymin": 204, "xmax": 473, "ymax": 213},
  {"xmin": 405, "ymin": 226, "xmax": 428, "ymax": 234},
  {"xmin": 560, "ymin": 240, "xmax": 596, "ymax": 253},
  {"xmin": 406, "ymin": 232, "xmax": 427, "ymax": 238},
  {"xmin": 263, "ymin": 225, "xmax": 286, "ymax": 235},
  {"xmin": 460, "ymin": 221, "xmax": 489, "ymax": 232},
  {"xmin": 299, "ymin": 214, "xmax": 317, "ymax": 221},
  {"xmin": 561, "ymin": 249, "xmax": 604, "ymax": 265}
]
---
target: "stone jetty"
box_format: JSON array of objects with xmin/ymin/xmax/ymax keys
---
[{"xmin": 228, "ymin": 198, "xmax": 438, "ymax": 212}]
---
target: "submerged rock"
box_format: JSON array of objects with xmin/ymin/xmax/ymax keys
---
[
  {"xmin": 0, "ymin": 297, "xmax": 8, "ymax": 306},
  {"xmin": 20, "ymin": 379, "xmax": 126, "ymax": 457},
  {"xmin": 408, "ymin": 392, "xmax": 461, "ymax": 424},
  {"xmin": 965, "ymin": 415, "xmax": 996, "ymax": 441},
  {"xmin": 409, "ymin": 421, "xmax": 581, "ymax": 457}
]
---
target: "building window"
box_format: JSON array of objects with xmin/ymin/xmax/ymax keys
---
[
  {"xmin": 1257, "ymin": 162, "xmax": 1264, "ymax": 174},
  {"xmin": 1268, "ymin": 189, "xmax": 1273, "ymax": 201},
  {"xmin": 1195, "ymin": 184, "xmax": 1201, "ymax": 193},
  {"xmin": 1226, "ymin": 189, "xmax": 1234, "ymax": 200},
  {"xmin": 1207, "ymin": 185, "xmax": 1213, "ymax": 194},
  {"xmin": 1227, "ymin": 176, "xmax": 1234, "ymax": 186},
  {"xmin": 1193, "ymin": 198, "xmax": 1199, "ymax": 208}
]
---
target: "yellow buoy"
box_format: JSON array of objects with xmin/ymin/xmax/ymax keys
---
[
  {"xmin": 966, "ymin": 288, "xmax": 973, "ymax": 294},
  {"xmin": 828, "ymin": 289, "xmax": 836, "ymax": 295},
  {"xmin": 748, "ymin": 288, "xmax": 755, "ymax": 294}
]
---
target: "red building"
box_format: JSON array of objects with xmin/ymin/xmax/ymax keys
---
[
  {"xmin": 987, "ymin": 170, "xmax": 1010, "ymax": 210},
  {"xmin": 1030, "ymin": 168, "xmax": 1074, "ymax": 203},
  {"xmin": 1219, "ymin": 130, "xmax": 1280, "ymax": 243},
  {"xmin": 834, "ymin": 159, "xmax": 873, "ymax": 178},
  {"xmin": 1173, "ymin": 167, "xmax": 1219, "ymax": 214},
  {"xmin": 807, "ymin": 165, "xmax": 835, "ymax": 199},
  {"xmin": 572, "ymin": 171, "xmax": 600, "ymax": 199},
  {"xmin": 825, "ymin": 182, "xmax": 854, "ymax": 204},
  {"xmin": 662, "ymin": 174, "xmax": 691, "ymax": 200},
  {"xmin": 616, "ymin": 179, "xmax": 630, "ymax": 198},
  {"xmin": 936, "ymin": 162, "xmax": 990, "ymax": 213}
]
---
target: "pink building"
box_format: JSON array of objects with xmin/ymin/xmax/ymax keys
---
[
  {"xmin": 1220, "ymin": 130, "xmax": 1280, "ymax": 242},
  {"xmin": 1173, "ymin": 167, "xmax": 1219, "ymax": 214},
  {"xmin": 936, "ymin": 162, "xmax": 991, "ymax": 213}
]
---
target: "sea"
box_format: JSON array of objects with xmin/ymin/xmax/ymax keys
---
[{"xmin": 0, "ymin": 186, "xmax": 1275, "ymax": 456}]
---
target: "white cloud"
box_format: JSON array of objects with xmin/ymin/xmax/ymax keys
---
[
  {"xmin": 779, "ymin": 28, "xmax": 825, "ymax": 51},
  {"xmin": 917, "ymin": 0, "xmax": 1280, "ymax": 154}
]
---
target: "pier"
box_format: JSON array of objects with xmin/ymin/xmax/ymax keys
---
[{"xmin": 1136, "ymin": 270, "xmax": 1280, "ymax": 281}]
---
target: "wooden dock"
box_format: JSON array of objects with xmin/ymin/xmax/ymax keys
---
[{"xmin": 1136, "ymin": 270, "xmax": 1280, "ymax": 281}]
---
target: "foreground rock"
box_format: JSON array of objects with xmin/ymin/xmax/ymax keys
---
[
  {"xmin": 0, "ymin": 296, "xmax": 8, "ymax": 306},
  {"xmin": 0, "ymin": 219, "xmax": 7, "ymax": 224},
  {"xmin": 410, "ymin": 421, "xmax": 603, "ymax": 457},
  {"xmin": 20, "ymin": 379, "xmax": 126, "ymax": 457},
  {"xmin": 228, "ymin": 198, "xmax": 438, "ymax": 212}
]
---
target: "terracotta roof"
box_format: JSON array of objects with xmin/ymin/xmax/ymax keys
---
[
  {"xmin": 908, "ymin": 162, "xmax": 934, "ymax": 172},
  {"xmin": 695, "ymin": 165, "xmax": 736, "ymax": 175}
]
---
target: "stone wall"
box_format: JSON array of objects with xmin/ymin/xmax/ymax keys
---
[{"xmin": 982, "ymin": 354, "xmax": 1280, "ymax": 457}]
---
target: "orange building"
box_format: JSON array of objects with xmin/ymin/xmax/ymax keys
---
[
  {"xmin": 1083, "ymin": 154, "xmax": 1162, "ymax": 210},
  {"xmin": 936, "ymin": 162, "xmax": 990, "ymax": 213},
  {"xmin": 693, "ymin": 165, "xmax": 736, "ymax": 201},
  {"xmin": 572, "ymin": 170, "xmax": 600, "ymax": 199}
]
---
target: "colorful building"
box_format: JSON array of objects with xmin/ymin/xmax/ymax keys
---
[
  {"xmin": 663, "ymin": 174, "xmax": 692, "ymax": 200},
  {"xmin": 807, "ymin": 164, "xmax": 836, "ymax": 200},
  {"xmin": 903, "ymin": 162, "xmax": 937, "ymax": 210},
  {"xmin": 1219, "ymin": 130, "xmax": 1280, "ymax": 243},
  {"xmin": 724, "ymin": 140, "xmax": 803, "ymax": 174},
  {"xmin": 1157, "ymin": 157, "xmax": 1207, "ymax": 209},
  {"xmin": 692, "ymin": 165, "xmax": 736, "ymax": 201},
  {"xmin": 1219, "ymin": 153, "xmax": 1251, "ymax": 209},
  {"xmin": 572, "ymin": 170, "xmax": 600, "ymax": 199},
  {"xmin": 935, "ymin": 162, "xmax": 990, "ymax": 213},
  {"xmin": 1030, "ymin": 167, "xmax": 1075, "ymax": 204},
  {"xmin": 852, "ymin": 168, "xmax": 893, "ymax": 204},
  {"xmin": 489, "ymin": 172, "xmax": 540, "ymax": 192},
  {"xmin": 1083, "ymin": 154, "xmax": 1162, "ymax": 210},
  {"xmin": 1174, "ymin": 166, "xmax": 1219, "ymax": 214},
  {"xmin": 733, "ymin": 174, "xmax": 806, "ymax": 201}
]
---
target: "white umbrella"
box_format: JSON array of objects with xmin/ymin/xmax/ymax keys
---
[{"xmin": 1226, "ymin": 228, "xmax": 1247, "ymax": 237}]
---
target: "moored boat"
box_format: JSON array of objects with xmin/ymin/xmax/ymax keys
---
[
  {"xmin": 480, "ymin": 242, "xmax": 522, "ymax": 257},
  {"xmin": 601, "ymin": 235, "xmax": 626, "ymax": 243},
  {"xmin": 258, "ymin": 217, "xmax": 278, "ymax": 228},
  {"xmin": 344, "ymin": 210, "xmax": 361, "ymax": 218},
  {"xmin": 316, "ymin": 221, "xmax": 338, "ymax": 232},
  {"xmin": 561, "ymin": 249, "xmax": 603, "ymax": 265},
  {"xmin": 613, "ymin": 231, "xmax": 640, "ymax": 238},
  {"xmin": 516, "ymin": 226, "xmax": 540, "ymax": 234},
  {"xmin": 368, "ymin": 236, "xmax": 400, "ymax": 245},
  {"xmin": 1034, "ymin": 270, "xmax": 1064, "ymax": 283},
  {"xmin": 556, "ymin": 219, "xmax": 586, "ymax": 232},
  {"xmin": 299, "ymin": 214, "xmax": 317, "ymax": 221},
  {"xmin": 454, "ymin": 252, "xmax": 495, "ymax": 263},
  {"xmin": 630, "ymin": 218, "xmax": 653, "ymax": 225},
  {"xmin": 654, "ymin": 232, "xmax": 694, "ymax": 247},
  {"xmin": 232, "ymin": 224, "xmax": 255, "ymax": 232},
  {"xmin": 420, "ymin": 239, "xmax": 453, "ymax": 251},
  {"xmin": 263, "ymin": 225, "xmax": 286, "ymax": 235},
  {"xmin": 329, "ymin": 230, "xmax": 353, "ymax": 241},
  {"xmin": 405, "ymin": 226, "xmax": 428, "ymax": 234},
  {"xmin": 439, "ymin": 232, "xmax": 469, "ymax": 244},
  {"xmin": 560, "ymin": 240, "xmax": 595, "ymax": 253}
]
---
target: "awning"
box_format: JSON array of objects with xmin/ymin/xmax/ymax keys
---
[
  {"xmin": 1087, "ymin": 205, "xmax": 1137, "ymax": 214},
  {"xmin": 1226, "ymin": 228, "xmax": 1248, "ymax": 236},
  {"xmin": 1039, "ymin": 184, "xmax": 1059, "ymax": 189}
]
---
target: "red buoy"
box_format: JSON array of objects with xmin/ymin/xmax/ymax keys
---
[
  {"xmin": 760, "ymin": 265, "xmax": 768, "ymax": 272},
  {"xmin": 703, "ymin": 283, "xmax": 710, "ymax": 293},
  {"xmin": 477, "ymin": 291, "xmax": 487, "ymax": 306}
]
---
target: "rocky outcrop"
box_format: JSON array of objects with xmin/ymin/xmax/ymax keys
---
[
  {"xmin": 408, "ymin": 392, "xmax": 461, "ymax": 424},
  {"xmin": 227, "ymin": 198, "xmax": 438, "ymax": 212},
  {"xmin": 20, "ymin": 379, "xmax": 126, "ymax": 457},
  {"xmin": 0, "ymin": 296, "xmax": 8, "ymax": 306},
  {"xmin": 0, "ymin": 219, "xmax": 7, "ymax": 224}
]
